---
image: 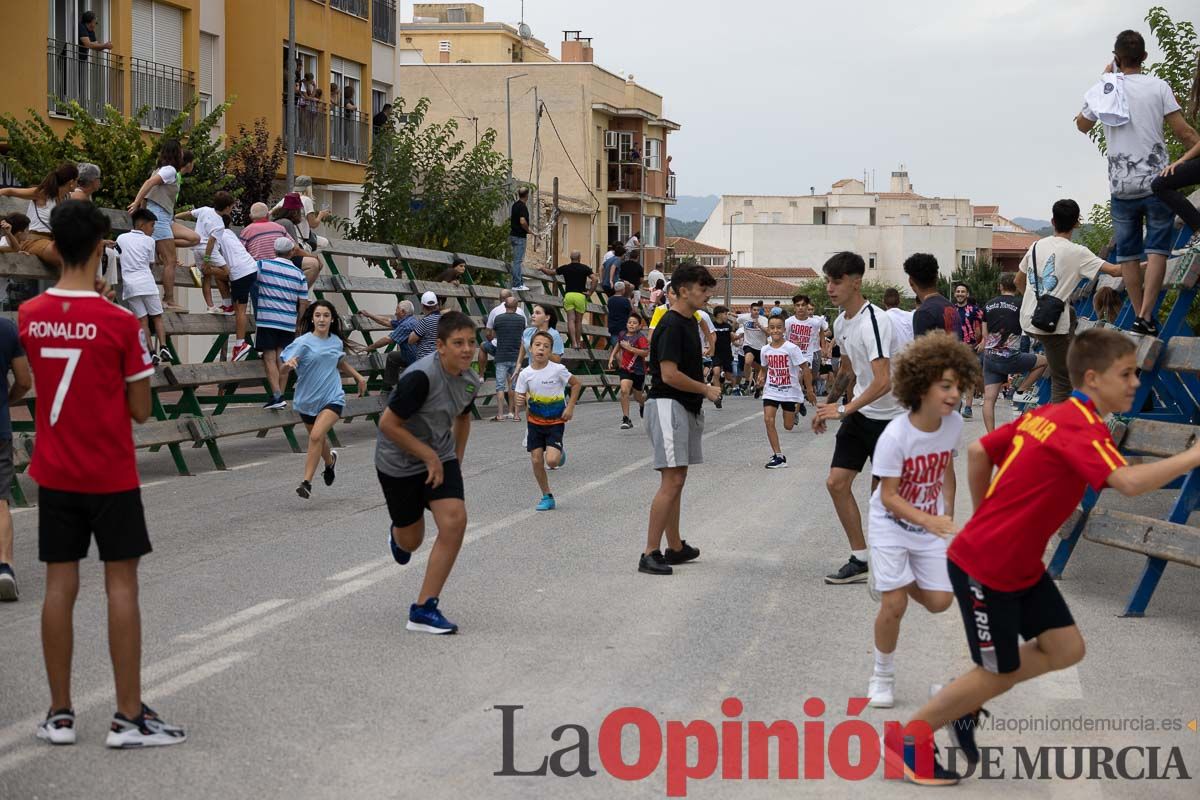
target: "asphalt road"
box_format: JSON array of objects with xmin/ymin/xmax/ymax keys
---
[{"xmin": 0, "ymin": 396, "xmax": 1197, "ymax": 799}]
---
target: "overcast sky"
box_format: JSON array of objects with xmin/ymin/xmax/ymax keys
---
[{"xmin": 409, "ymin": 0, "xmax": 1196, "ymax": 220}]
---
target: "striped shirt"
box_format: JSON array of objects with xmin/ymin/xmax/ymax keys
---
[
  {"xmin": 255, "ymin": 258, "xmax": 308, "ymax": 332},
  {"xmin": 412, "ymin": 312, "xmax": 441, "ymax": 359},
  {"xmin": 239, "ymin": 220, "xmax": 289, "ymax": 261}
]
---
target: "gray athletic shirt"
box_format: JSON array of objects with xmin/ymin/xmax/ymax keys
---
[{"xmin": 375, "ymin": 352, "xmax": 481, "ymax": 477}]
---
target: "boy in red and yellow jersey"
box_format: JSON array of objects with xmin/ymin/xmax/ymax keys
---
[{"xmin": 888, "ymin": 328, "xmax": 1200, "ymax": 786}]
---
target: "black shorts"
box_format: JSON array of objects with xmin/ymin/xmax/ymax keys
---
[
  {"xmin": 763, "ymin": 399, "xmax": 797, "ymax": 412},
  {"xmin": 526, "ymin": 422, "xmax": 565, "ymax": 453},
  {"xmin": 618, "ymin": 369, "xmax": 645, "ymax": 391},
  {"xmin": 715, "ymin": 352, "xmax": 733, "ymax": 372},
  {"xmin": 378, "ymin": 460, "xmax": 465, "ymax": 529},
  {"xmin": 831, "ymin": 411, "xmax": 892, "ymax": 472},
  {"xmin": 230, "ymin": 273, "xmax": 257, "ymax": 304},
  {"xmin": 948, "ymin": 559, "xmax": 1075, "ymax": 674},
  {"xmin": 256, "ymin": 327, "xmax": 295, "ymax": 353},
  {"xmin": 743, "ymin": 346, "xmax": 762, "ymax": 362},
  {"xmin": 39, "ymin": 487, "xmax": 152, "ymax": 563},
  {"xmin": 299, "ymin": 403, "xmax": 344, "ymax": 425}
]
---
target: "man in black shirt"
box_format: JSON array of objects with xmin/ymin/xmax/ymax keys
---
[
  {"xmin": 78, "ymin": 11, "xmax": 112, "ymax": 61},
  {"xmin": 618, "ymin": 257, "xmax": 644, "ymax": 303},
  {"xmin": 509, "ymin": 188, "xmax": 532, "ymax": 291},
  {"xmin": 640, "ymin": 264, "xmax": 721, "ymax": 576},
  {"xmin": 540, "ymin": 250, "xmax": 593, "ymax": 348},
  {"xmin": 980, "ymin": 272, "xmax": 1046, "ymax": 431},
  {"xmin": 904, "ymin": 253, "xmax": 955, "ymax": 337}
]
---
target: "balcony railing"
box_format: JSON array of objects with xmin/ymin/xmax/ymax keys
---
[
  {"xmin": 331, "ymin": 108, "xmax": 369, "ymax": 163},
  {"xmin": 372, "ymin": 0, "xmax": 397, "ymax": 44},
  {"xmin": 667, "ymin": 173, "xmax": 677, "ymax": 201},
  {"xmin": 46, "ymin": 38, "xmax": 124, "ymax": 120},
  {"xmin": 285, "ymin": 95, "xmax": 328, "ymax": 157},
  {"xmin": 131, "ymin": 57, "xmax": 195, "ymax": 131},
  {"xmin": 607, "ymin": 163, "xmax": 643, "ymax": 194},
  {"xmin": 331, "ymin": 0, "xmax": 369, "ymax": 18}
]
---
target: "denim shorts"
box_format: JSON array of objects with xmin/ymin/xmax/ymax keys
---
[
  {"xmin": 146, "ymin": 200, "xmax": 174, "ymax": 242},
  {"xmin": 494, "ymin": 361, "xmax": 517, "ymax": 389},
  {"xmin": 1112, "ymin": 194, "xmax": 1175, "ymax": 263},
  {"xmin": 983, "ymin": 351, "xmax": 1038, "ymax": 386}
]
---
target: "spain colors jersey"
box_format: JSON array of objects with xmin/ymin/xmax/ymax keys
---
[
  {"xmin": 948, "ymin": 391, "xmax": 1126, "ymax": 591},
  {"xmin": 18, "ymin": 289, "xmax": 155, "ymax": 494}
]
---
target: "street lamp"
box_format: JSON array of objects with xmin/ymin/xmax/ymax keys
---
[
  {"xmin": 505, "ymin": 73, "xmax": 529, "ymax": 189},
  {"xmin": 726, "ymin": 211, "xmax": 743, "ymax": 306}
]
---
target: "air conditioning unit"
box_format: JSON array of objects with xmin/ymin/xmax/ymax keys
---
[
  {"xmin": 608, "ymin": 205, "xmax": 618, "ymax": 224},
  {"xmin": 604, "ymin": 130, "xmax": 618, "ymax": 150}
]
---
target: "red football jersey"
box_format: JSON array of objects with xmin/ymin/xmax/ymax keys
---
[
  {"xmin": 948, "ymin": 393, "xmax": 1126, "ymax": 591},
  {"xmin": 18, "ymin": 289, "xmax": 155, "ymax": 494}
]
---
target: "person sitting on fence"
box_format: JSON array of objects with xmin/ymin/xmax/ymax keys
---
[
  {"xmin": 255, "ymin": 237, "xmax": 311, "ymax": 410},
  {"xmin": 240, "ymin": 202, "xmax": 289, "ymax": 261},
  {"xmin": 281, "ymin": 300, "xmax": 368, "ymax": 501},
  {"xmin": 117, "ymin": 208, "xmax": 171, "ymax": 365},
  {"xmin": 177, "ymin": 190, "xmax": 236, "ymax": 314},
  {"xmin": 409, "ymin": 292, "xmax": 444, "ymax": 361},
  {"xmin": 516, "ymin": 304, "xmax": 565, "ymax": 367},
  {"xmin": 435, "ymin": 256, "xmax": 468, "ymax": 285},
  {"xmin": 490, "ymin": 295, "xmax": 527, "ymax": 421},
  {"xmin": 270, "ymin": 176, "xmax": 331, "ymax": 251},
  {"xmin": 0, "ymin": 213, "xmax": 30, "ymax": 252},
  {"xmin": 271, "ymin": 194, "xmax": 322, "ymax": 288},
  {"xmin": 215, "ymin": 217, "xmax": 260, "ymax": 364},
  {"xmin": 70, "ymin": 163, "xmax": 102, "ymax": 202},
  {"xmin": 128, "ymin": 140, "xmax": 201, "ymax": 312},
  {"xmin": 360, "ymin": 300, "xmax": 420, "ymax": 387},
  {"xmin": 0, "ymin": 162, "xmax": 79, "ymax": 270}
]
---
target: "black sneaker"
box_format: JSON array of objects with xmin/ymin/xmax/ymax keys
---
[
  {"xmin": 323, "ymin": 451, "xmax": 338, "ymax": 486},
  {"xmin": 620, "ymin": 416, "xmax": 633, "ymax": 430},
  {"xmin": 884, "ymin": 735, "xmax": 961, "ymax": 786},
  {"xmin": 947, "ymin": 707, "xmax": 990, "ymax": 768},
  {"xmin": 638, "ymin": 550, "xmax": 673, "ymax": 575},
  {"xmin": 1131, "ymin": 316, "xmax": 1160, "ymax": 336},
  {"xmin": 263, "ymin": 395, "xmax": 287, "ymax": 410},
  {"xmin": 663, "ymin": 540, "xmax": 700, "ymax": 565},
  {"xmin": 765, "ymin": 454, "xmax": 788, "ymax": 469},
  {"xmin": 0, "ymin": 562, "xmax": 17, "ymax": 601},
  {"xmin": 824, "ymin": 555, "xmax": 869, "ymax": 584},
  {"xmin": 105, "ymin": 705, "xmax": 186, "ymax": 748},
  {"xmin": 714, "ymin": 395, "xmax": 722, "ymax": 409},
  {"xmin": 753, "ymin": 386, "xmax": 763, "ymax": 399},
  {"xmin": 296, "ymin": 480, "xmax": 312, "ymax": 499},
  {"xmin": 797, "ymin": 403, "xmax": 807, "ymax": 417}
]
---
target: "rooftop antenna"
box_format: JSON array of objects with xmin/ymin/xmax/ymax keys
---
[{"xmin": 518, "ymin": 1, "xmax": 532, "ymax": 39}]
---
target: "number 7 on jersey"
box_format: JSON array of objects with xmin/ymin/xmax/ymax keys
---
[{"xmin": 41, "ymin": 347, "xmax": 82, "ymax": 426}]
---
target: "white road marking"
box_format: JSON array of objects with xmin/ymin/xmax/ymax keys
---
[
  {"xmin": 142, "ymin": 650, "xmax": 253, "ymax": 701},
  {"xmin": 141, "ymin": 479, "xmax": 168, "ymax": 489},
  {"xmin": 0, "ymin": 409, "xmax": 765, "ymax": 768},
  {"xmin": 227, "ymin": 460, "xmax": 268, "ymax": 472},
  {"xmin": 174, "ymin": 599, "xmax": 292, "ymax": 642},
  {"xmin": 326, "ymin": 559, "xmax": 389, "ymax": 582}
]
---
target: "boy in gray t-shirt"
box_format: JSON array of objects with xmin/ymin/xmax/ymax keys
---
[{"xmin": 377, "ymin": 311, "xmax": 481, "ymax": 635}]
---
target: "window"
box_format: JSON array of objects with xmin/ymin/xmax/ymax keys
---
[
  {"xmin": 772, "ymin": 212, "xmax": 783, "ymax": 224},
  {"xmin": 595, "ymin": 159, "xmax": 600, "ymax": 189},
  {"xmin": 131, "ymin": 0, "xmax": 189, "ymax": 130},
  {"xmin": 618, "ymin": 214, "xmax": 632, "ymax": 244},
  {"xmin": 743, "ymin": 199, "xmax": 753, "ymax": 207},
  {"xmin": 869, "ymin": 253, "xmax": 877, "ymax": 270},
  {"xmin": 644, "ymin": 138, "xmax": 661, "ymax": 171},
  {"xmin": 869, "ymin": 208, "xmax": 876, "ymax": 226},
  {"xmin": 132, "ymin": 0, "xmax": 182, "ymax": 68},
  {"xmin": 52, "ymin": 0, "xmax": 110, "ymax": 48},
  {"xmin": 330, "ymin": 55, "xmax": 362, "ymax": 107},
  {"xmin": 736, "ymin": 251, "xmax": 745, "ymax": 267},
  {"xmin": 788, "ymin": 200, "xmax": 798, "ymax": 208},
  {"xmin": 446, "ymin": 6, "xmax": 467, "ymax": 22},
  {"xmin": 560, "ymin": 219, "xmax": 569, "ymax": 257},
  {"xmin": 642, "ymin": 216, "xmax": 660, "ymax": 248},
  {"xmin": 371, "ymin": 86, "xmax": 389, "ymax": 116},
  {"xmin": 813, "ymin": 209, "xmax": 827, "ymax": 225},
  {"xmin": 198, "ymin": 32, "xmax": 215, "ymax": 117},
  {"xmin": 960, "ymin": 251, "xmax": 977, "ymax": 270},
  {"xmin": 756, "ymin": 212, "xmax": 770, "ymax": 224}
]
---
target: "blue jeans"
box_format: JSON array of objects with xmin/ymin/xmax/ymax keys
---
[
  {"xmin": 1111, "ymin": 194, "xmax": 1175, "ymax": 263},
  {"xmin": 509, "ymin": 235, "xmax": 528, "ymax": 287}
]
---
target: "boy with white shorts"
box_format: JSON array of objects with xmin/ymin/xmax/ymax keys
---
[{"xmin": 117, "ymin": 208, "xmax": 170, "ymax": 364}]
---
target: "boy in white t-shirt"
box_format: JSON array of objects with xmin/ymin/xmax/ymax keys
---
[
  {"xmin": 117, "ymin": 208, "xmax": 170, "ymax": 364},
  {"xmin": 865, "ymin": 332, "xmax": 981, "ymax": 709},
  {"xmin": 216, "ymin": 223, "xmax": 261, "ymax": 363},
  {"xmin": 783, "ymin": 293, "xmax": 826, "ymax": 405},
  {"xmin": 758, "ymin": 316, "xmax": 807, "ymax": 469},
  {"xmin": 515, "ymin": 331, "xmax": 582, "ymax": 511},
  {"xmin": 177, "ymin": 191, "xmax": 236, "ymax": 314}
]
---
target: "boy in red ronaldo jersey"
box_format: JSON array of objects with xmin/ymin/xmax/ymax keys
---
[
  {"xmin": 887, "ymin": 328, "xmax": 1200, "ymax": 786},
  {"xmin": 20, "ymin": 201, "xmax": 186, "ymax": 749}
]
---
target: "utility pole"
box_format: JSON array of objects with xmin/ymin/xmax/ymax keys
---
[
  {"xmin": 505, "ymin": 73, "xmax": 528, "ymax": 190},
  {"xmin": 551, "ymin": 177, "xmax": 559, "ymax": 270},
  {"xmin": 726, "ymin": 210, "xmax": 742, "ymax": 306},
  {"xmin": 533, "ymin": 86, "xmax": 540, "ymax": 232},
  {"xmin": 285, "ymin": 0, "xmax": 296, "ymax": 191}
]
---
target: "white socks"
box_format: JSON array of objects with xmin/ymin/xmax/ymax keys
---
[
  {"xmin": 874, "ymin": 647, "xmax": 895, "ymax": 676},
  {"xmin": 851, "ymin": 549, "xmax": 868, "ymax": 563}
]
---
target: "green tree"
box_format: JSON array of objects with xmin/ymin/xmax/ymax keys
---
[
  {"xmin": 937, "ymin": 261, "xmax": 1004, "ymax": 305},
  {"xmin": 223, "ymin": 119, "xmax": 284, "ymax": 225},
  {"xmin": 344, "ymin": 97, "xmax": 511, "ymax": 275},
  {"xmin": 794, "ymin": 278, "xmax": 908, "ymax": 318}
]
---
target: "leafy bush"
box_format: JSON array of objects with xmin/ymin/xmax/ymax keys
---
[{"xmin": 224, "ymin": 119, "xmax": 284, "ymax": 225}]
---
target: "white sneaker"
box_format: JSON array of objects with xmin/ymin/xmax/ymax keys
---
[
  {"xmin": 206, "ymin": 305, "xmax": 225, "ymax": 315},
  {"xmin": 105, "ymin": 705, "xmax": 186, "ymax": 748},
  {"xmin": 868, "ymin": 673, "xmax": 895, "ymax": 708},
  {"xmin": 512, "ymin": 284, "xmax": 530, "ymax": 291},
  {"xmin": 36, "ymin": 709, "xmax": 76, "ymax": 745},
  {"xmin": 1012, "ymin": 389, "xmax": 1039, "ymax": 405}
]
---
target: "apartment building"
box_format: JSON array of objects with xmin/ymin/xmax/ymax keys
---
[
  {"xmin": 0, "ymin": 0, "xmax": 405, "ymax": 208},
  {"xmin": 395, "ymin": 3, "xmax": 679, "ymax": 272},
  {"xmin": 696, "ymin": 169, "xmax": 998, "ymax": 290}
]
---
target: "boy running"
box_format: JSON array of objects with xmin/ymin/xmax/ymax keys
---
[
  {"xmin": 516, "ymin": 332, "xmax": 582, "ymax": 511},
  {"xmin": 783, "ymin": 293, "xmax": 824, "ymax": 408},
  {"xmin": 708, "ymin": 306, "xmax": 734, "ymax": 406},
  {"xmin": 21, "ymin": 200, "xmax": 186, "ymax": 747},
  {"xmin": 758, "ymin": 316, "xmax": 806, "ymax": 469},
  {"xmin": 116, "ymin": 208, "xmax": 171, "ymax": 364},
  {"xmin": 888, "ymin": 328, "xmax": 1200, "ymax": 785},
  {"xmin": 377, "ymin": 311, "xmax": 481, "ymax": 635},
  {"xmin": 866, "ymin": 333, "xmax": 979, "ymax": 710},
  {"xmin": 607, "ymin": 314, "xmax": 649, "ymax": 429}
]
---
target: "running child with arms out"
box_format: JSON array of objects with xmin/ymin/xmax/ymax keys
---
[
  {"xmin": 281, "ymin": 300, "xmax": 368, "ymax": 500},
  {"xmin": 887, "ymin": 327, "xmax": 1200, "ymax": 786},
  {"xmin": 758, "ymin": 315, "xmax": 807, "ymax": 469},
  {"xmin": 21, "ymin": 200, "xmax": 186, "ymax": 748},
  {"xmin": 607, "ymin": 313, "xmax": 649, "ymax": 430},
  {"xmin": 517, "ymin": 331, "xmax": 582, "ymax": 511},
  {"xmin": 865, "ymin": 332, "xmax": 979, "ymax": 710}
]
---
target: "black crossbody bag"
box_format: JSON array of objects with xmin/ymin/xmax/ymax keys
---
[{"xmin": 1029, "ymin": 243, "xmax": 1065, "ymax": 332}]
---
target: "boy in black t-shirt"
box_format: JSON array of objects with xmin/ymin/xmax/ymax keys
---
[
  {"xmin": 639, "ymin": 265, "xmax": 722, "ymax": 576},
  {"xmin": 709, "ymin": 306, "xmax": 734, "ymax": 404},
  {"xmin": 980, "ymin": 272, "xmax": 1047, "ymax": 431}
]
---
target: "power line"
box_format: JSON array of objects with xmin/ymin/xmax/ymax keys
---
[
  {"xmin": 420, "ymin": 61, "xmax": 471, "ymax": 121},
  {"xmin": 538, "ymin": 100, "xmax": 600, "ymax": 213}
]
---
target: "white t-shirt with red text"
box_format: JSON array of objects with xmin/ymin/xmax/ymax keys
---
[
  {"xmin": 869, "ymin": 412, "xmax": 963, "ymax": 550},
  {"xmin": 759, "ymin": 340, "xmax": 806, "ymax": 403},
  {"xmin": 784, "ymin": 315, "xmax": 828, "ymax": 357}
]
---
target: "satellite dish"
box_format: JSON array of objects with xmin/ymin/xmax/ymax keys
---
[{"xmin": 518, "ymin": 22, "xmax": 532, "ymax": 39}]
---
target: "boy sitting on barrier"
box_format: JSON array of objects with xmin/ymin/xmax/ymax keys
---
[{"xmin": 887, "ymin": 327, "xmax": 1200, "ymax": 786}]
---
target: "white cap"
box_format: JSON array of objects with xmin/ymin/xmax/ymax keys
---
[
  {"xmin": 274, "ymin": 236, "xmax": 295, "ymax": 255},
  {"xmin": 420, "ymin": 291, "xmax": 439, "ymax": 307}
]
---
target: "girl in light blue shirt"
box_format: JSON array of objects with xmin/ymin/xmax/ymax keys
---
[{"xmin": 282, "ymin": 300, "xmax": 367, "ymax": 499}]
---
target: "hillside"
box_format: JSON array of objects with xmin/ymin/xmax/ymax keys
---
[{"xmin": 667, "ymin": 218, "xmax": 704, "ymax": 239}]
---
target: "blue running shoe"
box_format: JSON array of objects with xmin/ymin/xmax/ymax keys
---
[
  {"xmin": 536, "ymin": 494, "xmax": 555, "ymax": 511},
  {"xmin": 388, "ymin": 527, "xmax": 411, "ymax": 565},
  {"xmin": 883, "ymin": 735, "xmax": 960, "ymax": 786},
  {"xmin": 407, "ymin": 597, "xmax": 457, "ymax": 634}
]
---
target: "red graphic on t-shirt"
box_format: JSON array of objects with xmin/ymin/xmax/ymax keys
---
[
  {"xmin": 898, "ymin": 450, "xmax": 953, "ymax": 514},
  {"xmin": 764, "ymin": 352, "xmax": 793, "ymax": 388},
  {"xmin": 789, "ymin": 323, "xmax": 813, "ymax": 351}
]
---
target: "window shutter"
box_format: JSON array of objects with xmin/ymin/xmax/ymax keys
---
[
  {"xmin": 132, "ymin": 0, "xmax": 153, "ymax": 61},
  {"xmin": 153, "ymin": 1, "xmax": 184, "ymax": 69},
  {"xmin": 199, "ymin": 33, "xmax": 214, "ymax": 95}
]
